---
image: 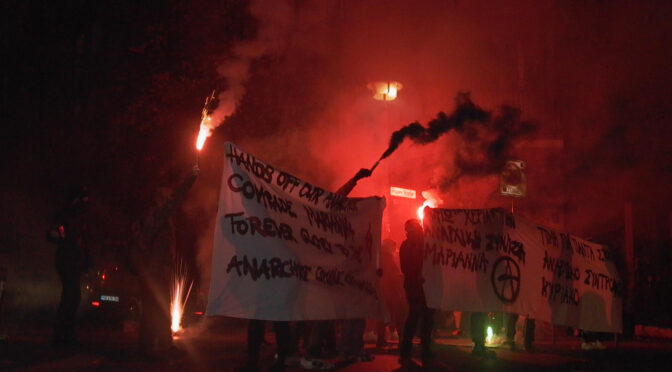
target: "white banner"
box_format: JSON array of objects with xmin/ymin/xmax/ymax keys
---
[
  {"xmin": 206, "ymin": 142, "xmax": 386, "ymax": 321},
  {"xmin": 422, "ymin": 208, "xmax": 623, "ymax": 333}
]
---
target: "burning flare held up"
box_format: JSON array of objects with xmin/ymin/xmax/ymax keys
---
[{"xmin": 196, "ymin": 90, "xmax": 220, "ymax": 151}]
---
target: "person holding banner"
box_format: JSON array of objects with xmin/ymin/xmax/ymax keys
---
[
  {"xmin": 302, "ymin": 168, "xmax": 373, "ymax": 369},
  {"xmin": 398, "ymin": 218, "xmax": 435, "ymax": 367},
  {"xmin": 335, "ymin": 168, "xmax": 375, "ymax": 363},
  {"xmin": 130, "ymin": 165, "xmax": 198, "ymax": 360}
]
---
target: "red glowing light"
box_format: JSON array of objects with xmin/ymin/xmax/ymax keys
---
[
  {"xmin": 91, "ymin": 301, "xmax": 100, "ymax": 307},
  {"xmin": 101, "ymin": 274, "xmax": 106, "ymax": 280},
  {"xmin": 194, "ymin": 311, "xmax": 204, "ymax": 316},
  {"xmin": 417, "ymin": 200, "xmax": 437, "ymax": 223}
]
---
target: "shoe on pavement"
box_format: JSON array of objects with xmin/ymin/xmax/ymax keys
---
[
  {"xmin": 357, "ymin": 351, "xmax": 375, "ymax": 362},
  {"xmin": 503, "ymin": 340, "xmax": 516, "ymax": 351},
  {"xmin": 300, "ymin": 357, "xmax": 334, "ymax": 370},
  {"xmin": 472, "ymin": 345, "xmax": 496, "ymax": 359},
  {"xmin": 269, "ymin": 361, "xmax": 286, "ymax": 372},
  {"xmin": 594, "ymin": 340, "xmax": 606, "ymax": 350},
  {"xmin": 581, "ymin": 342, "xmax": 594, "ymax": 350},
  {"xmin": 398, "ymin": 356, "xmax": 413, "ymax": 367},
  {"xmin": 285, "ymin": 354, "xmax": 302, "ymax": 367},
  {"xmin": 234, "ymin": 363, "xmax": 260, "ymax": 372}
]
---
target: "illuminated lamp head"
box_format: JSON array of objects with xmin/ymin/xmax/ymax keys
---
[{"xmin": 367, "ymin": 81, "xmax": 403, "ymax": 101}]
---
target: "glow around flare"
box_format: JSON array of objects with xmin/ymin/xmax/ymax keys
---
[
  {"xmin": 171, "ymin": 262, "xmax": 194, "ymax": 334},
  {"xmin": 417, "ymin": 199, "xmax": 436, "ymax": 223}
]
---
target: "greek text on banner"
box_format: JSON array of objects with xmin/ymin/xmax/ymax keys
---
[{"xmin": 422, "ymin": 208, "xmax": 622, "ymax": 333}]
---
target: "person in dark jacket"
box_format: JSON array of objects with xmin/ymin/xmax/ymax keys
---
[
  {"xmin": 48, "ymin": 187, "xmax": 92, "ymax": 347},
  {"xmin": 398, "ymin": 218, "xmax": 434, "ymax": 367},
  {"xmin": 130, "ymin": 165, "xmax": 198, "ymax": 359}
]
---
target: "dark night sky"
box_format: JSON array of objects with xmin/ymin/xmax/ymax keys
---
[{"xmin": 1, "ymin": 0, "xmax": 671, "ymax": 318}]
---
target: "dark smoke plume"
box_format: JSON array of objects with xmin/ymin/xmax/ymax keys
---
[
  {"xmin": 441, "ymin": 104, "xmax": 537, "ymax": 189},
  {"xmin": 379, "ymin": 92, "xmax": 491, "ymax": 160},
  {"xmin": 377, "ymin": 92, "xmax": 536, "ymax": 191}
]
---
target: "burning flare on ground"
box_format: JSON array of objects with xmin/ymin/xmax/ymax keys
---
[
  {"xmin": 486, "ymin": 326, "xmax": 495, "ymax": 344},
  {"xmin": 171, "ymin": 261, "xmax": 194, "ymax": 334}
]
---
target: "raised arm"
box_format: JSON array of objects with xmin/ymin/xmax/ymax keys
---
[{"xmin": 335, "ymin": 168, "xmax": 372, "ymax": 197}]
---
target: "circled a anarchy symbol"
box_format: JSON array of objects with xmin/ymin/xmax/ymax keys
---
[{"xmin": 491, "ymin": 256, "xmax": 521, "ymax": 303}]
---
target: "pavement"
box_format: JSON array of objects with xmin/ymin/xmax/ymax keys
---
[{"xmin": 2, "ymin": 318, "xmax": 672, "ymax": 371}]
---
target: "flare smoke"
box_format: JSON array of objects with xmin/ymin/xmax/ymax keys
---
[
  {"xmin": 379, "ymin": 93, "xmax": 490, "ymax": 160},
  {"xmin": 207, "ymin": 0, "xmax": 294, "ymax": 131},
  {"xmin": 378, "ymin": 93, "xmax": 536, "ymax": 190}
]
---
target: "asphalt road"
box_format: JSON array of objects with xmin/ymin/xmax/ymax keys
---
[{"xmin": 1, "ymin": 318, "xmax": 671, "ymax": 371}]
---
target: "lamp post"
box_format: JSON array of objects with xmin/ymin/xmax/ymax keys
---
[{"xmin": 368, "ymin": 81, "xmax": 403, "ymax": 237}]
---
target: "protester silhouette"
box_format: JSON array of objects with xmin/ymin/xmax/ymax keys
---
[
  {"xmin": 398, "ymin": 218, "xmax": 435, "ymax": 367},
  {"xmin": 48, "ymin": 187, "xmax": 92, "ymax": 347}
]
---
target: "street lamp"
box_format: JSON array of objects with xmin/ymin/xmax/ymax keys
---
[{"xmin": 367, "ymin": 81, "xmax": 403, "ymax": 101}]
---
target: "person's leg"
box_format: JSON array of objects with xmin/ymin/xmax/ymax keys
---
[
  {"xmin": 470, "ymin": 312, "xmax": 486, "ymax": 347},
  {"xmin": 454, "ymin": 311, "xmax": 462, "ymax": 330},
  {"xmin": 351, "ymin": 318, "xmax": 372, "ymax": 360},
  {"xmin": 505, "ymin": 313, "xmax": 519, "ymax": 349},
  {"xmin": 524, "ymin": 318, "xmax": 535, "ymax": 351},
  {"xmin": 339, "ymin": 319, "xmax": 354, "ymax": 356},
  {"xmin": 306, "ymin": 321, "xmax": 326, "ymax": 359},
  {"xmin": 54, "ymin": 273, "xmax": 69, "ymax": 343},
  {"xmin": 352, "ymin": 319, "xmax": 366, "ymax": 355},
  {"xmin": 376, "ymin": 320, "xmax": 388, "ymax": 347},
  {"xmin": 55, "ymin": 271, "xmax": 81, "ymax": 344},
  {"xmin": 400, "ymin": 306, "xmax": 420, "ymax": 359},
  {"xmin": 420, "ymin": 307, "xmax": 435, "ymax": 359},
  {"xmin": 272, "ymin": 321, "xmax": 290, "ymax": 367},
  {"xmin": 324, "ymin": 321, "xmax": 337, "ymax": 356},
  {"xmin": 246, "ymin": 320, "xmax": 265, "ymax": 366},
  {"xmin": 400, "ymin": 282, "xmax": 424, "ymax": 361}
]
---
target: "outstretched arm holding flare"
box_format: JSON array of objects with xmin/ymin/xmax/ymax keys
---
[{"xmin": 335, "ymin": 168, "xmax": 372, "ymax": 197}]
